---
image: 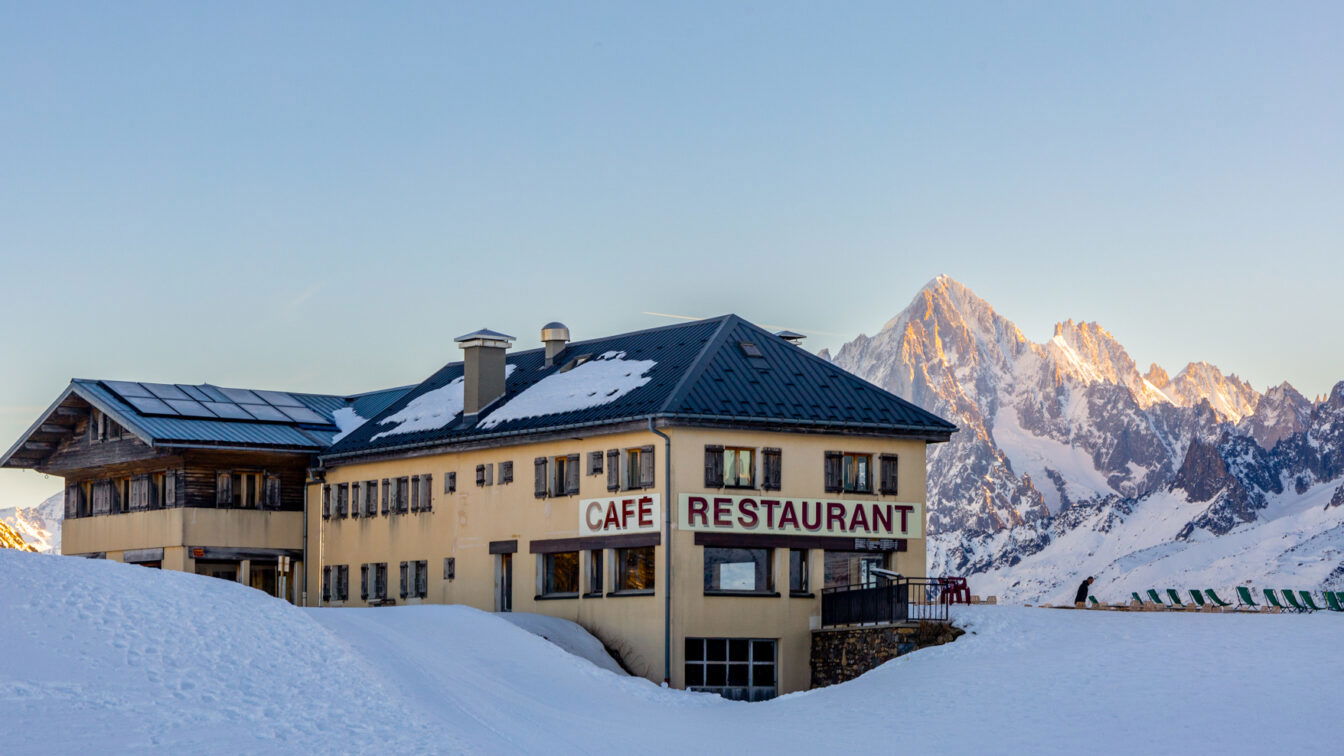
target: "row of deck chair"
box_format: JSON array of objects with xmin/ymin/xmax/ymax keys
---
[{"xmin": 1112, "ymin": 587, "xmax": 1344, "ymax": 613}]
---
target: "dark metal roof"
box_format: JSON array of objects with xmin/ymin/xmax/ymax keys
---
[{"xmin": 324, "ymin": 315, "xmax": 955, "ymax": 461}]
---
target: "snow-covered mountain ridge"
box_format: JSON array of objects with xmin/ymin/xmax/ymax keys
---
[
  {"xmin": 0, "ymin": 492, "xmax": 62, "ymax": 554},
  {"xmin": 823, "ymin": 275, "xmax": 1344, "ymax": 603}
]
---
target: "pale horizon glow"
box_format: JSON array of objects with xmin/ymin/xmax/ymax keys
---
[{"xmin": 1, "ymin": 2, "xmax": 1341, "ymax": 507}]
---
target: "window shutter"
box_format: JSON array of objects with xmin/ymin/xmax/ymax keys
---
[
  {"xmin": 163, "ymin": 472, "xmax": 177, "ymax": 509},
  {"xmin": 824, "ymin": 451, "xmax": 843, "ymax": 493},
  {"xmin": 337, "ymin": 483, "xmax": 349, "ymax": 518},
  {"xmin": 399, "ymin": 562, "xmax": 409, "ymax": 598},
  {"xmin": 216, "ymin": 471, "xmax": 232, "ymax": 507},
  {"xmin": 763, "ymin": 448, "xmax": 782, "ymax": 491},
  {"xmin": 566, "ymin": 454, "xmax": 580, "ymax": 494},
  {"xmin": 64, "ymin": 485, "xmax": 79, "ymax": 518},
  {"xmin": 350, "ymin": 482, "xmax": 362, "ymax": 518},
  {"xmin": 500, "ymin": 461, "xmax": 513, "ymax": 485},
  {"xmin": 145, "ymin": 475, "xmax": 161, "ymax": 510},
  {"xmin": 588, "ymin": 451, "xmax": 603, "ymax": 475},
  {"xmin": 376, "ymin": 564, "xmax": 387, "ymax": 599},
  {"xmin": 475, "ymin": 464, "xmax": 485, "ymax": 487},
  {"xmin": 534, "ymin": 457, "xmax": 548, "ymax": 499},
  {"xmin": 421, "ymin": 474, "xmax": 433, "ymax": 512},
  {"xmin": 445, "ymin": 471, "xmax": 456, "ymax": 494},
  {"xmin": 880, "ymin": 454, "xmax": 899, "ymax": 495},
  {"xmin": 381, "ymin": 479, "xmax": 390, "ymax": 515},
  {"xmin": 444, "ymin": 557, "xmax": 455, "ymax": 580},
  {"xmin": 704, "ymin": 445, "xmax": 725, "ymax": 488},
  {"xmin": 410, "ymin": 477, "xmax": 421, "ymax": 513},
  {"xmin": 338, "ymin": 566, "xmax": 349, "ymax": 601},
  {"xmin": 639, "ymin": 445, "xmax": 655, "ymax": 489},
  {"xmin": 360, "ymin": 564, "xmax": 369, "ymax": 600},
  {"xmin": 264, "ymin": 474, "xmax": 281, "ymax": 510},
  {"xmin": 606, "ymin": 449, "xmax": 620, "ymax": 492},
  {"xmin": 323, "ymin": 566, "xmax": 332, "ymax": 602},
  {"xmin": 397, "ymin": 477, "xmax": 409, "ymax": 513},
  {"xmin": 322, "ymin": 485, "xmax": 331, "ymax": 518},
  {"xmin": 485, "ymin": 464, "xmax": 494, "ymax": 486},
  {"xmin": 416, "ymin": 561, "xmax": 427, "ymax": 597}
]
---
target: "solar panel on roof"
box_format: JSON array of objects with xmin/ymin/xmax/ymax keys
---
[
  {"xmin": 200, "ymin": 402, "xmax": 254, "ymax": 420},
  {"xmin": 218, "ymin": 387, "xmax": 262, "ymax": 404},
  {"xmin": 240, "ymin": 403, "xmax": 289, "ymax": 422},
  {"xmin": 164, "ymin": 399, "xmax": 215, "ymax": 418},
  {"xmin": 144, "ymin": 383, "xmax": 190, "ymax": 401},
  {"xmin": 179, "ymin": 385, "xmax": 211, "ymax": 402},
  {"xmin": 104, "ymin": 380, "xmax": 153, "ymax": 398},
  {"xmin": 253, "ymin": 390, "xmax": 304, "ymax": 407},
  {"xmin": 124, "ymin": 395, "xmax": 177, "ymax": 415},
  {"xmin": 279, "ymin": 405, "xmax": 328, "ymax": 424},
  {"xmin": 198, "ymin": 385, "xmax": 230, "ymax": 402}
]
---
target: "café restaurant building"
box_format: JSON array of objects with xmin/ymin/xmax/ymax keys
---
[{"xmin": 314, "ymin": 315, "xmax": 956, "ymax": 698}]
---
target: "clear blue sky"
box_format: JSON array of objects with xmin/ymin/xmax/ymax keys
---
[{"xmin": 2, "ymin": 2, "xmax": 1341, "ymax": 507}]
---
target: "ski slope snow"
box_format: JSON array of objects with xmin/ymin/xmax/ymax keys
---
[{"xmin": 2, "ymin": 550, "xmax": 1339, "ymax": 754}]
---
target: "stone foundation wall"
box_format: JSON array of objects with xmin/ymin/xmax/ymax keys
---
[{"xmin": 810, "ymin": 621, "xmax": 964, "ymax": 689}]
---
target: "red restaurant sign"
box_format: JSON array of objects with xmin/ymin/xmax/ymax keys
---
[
  {"xmin": 579, "ymin": 494, "xmax": 662, "ymax": 536},
  {"xmin": 678, "ymin": 493, "xmax": 921, "ymax": 539}
]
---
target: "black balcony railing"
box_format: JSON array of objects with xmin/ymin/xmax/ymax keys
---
[{"xmin": 820, "ymin": 577, "xmax": 951, "ymax": 627}]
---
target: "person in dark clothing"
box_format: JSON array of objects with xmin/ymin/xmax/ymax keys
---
[{"xmin": 1074, "ymin": 576, "xmax": 1095, "ymax": 606}]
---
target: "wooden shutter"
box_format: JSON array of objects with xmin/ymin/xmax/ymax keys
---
[
  {"xmin": 264, "ymin": 474, "xmax": 281, "ymax": 510},
  {"xmin": 500, "ymin": 461, "xmax": 513, "ymax": 484},
  {"xmin": 762, "ymin": 448, "xmax": 782, "ymax": 491},
  {"xmin": 322, "ymin": 484, "xmax": 331, "ymax": 519},
  {"xmin": 360, "ymin": 564, "xmax": 369, "ymax": 600},
  {"xmin": 445, "ymin": 472, "xmax": 456, "ymax": 494},
  {"xmin": 639, "ymin": 445, "xmax": 655, "ymax": 489},
  {"xmin": 588, "ymin": 451, "xmax": 603, "ymax": 475},
  {"xmin": 339, "ymin": 566, "xmax": 349, "ymax": 601},
  {"xmin": 381, "ymin": 479, "xmax": 390, "ymax": 515},
  {"xmin": 64, "ymin": 485, "xmax": 80, "ymax": 518},
  {"xmin": 534, "ymin": 457, "xmax": 548, "ymax": 498},
  {"xmin": 606, "ymin": 450, "xmax": 620, "ymax": 492},
  {"xmin": 411, "ymin": 477, "xmax": 421, "ymax": 512},
  {"xmin": 398, "ymin": 477, "xmax": 410, "ymax": 513},
  {"xmin": 564, "ymin": 454, "xmax": 580, "ymax": 495},
  {"xmin": 420, "ymin": 474, "xmax": 433, "ymax": 512},
  {"xmin": 880, "ymin": 454, "xmax": 899, "ymax": 495},
  {"xmin": 823, "ymin": 451, "xmax": 843, "ymax": 493},
  {"xmin": 338, "ymin": 483, "xmax": 350, "ymax": 518},
  {"xmin": 165, "ymin": 471, "xmax": 178, "ymax": 509},
  {"xmin": 322, "ymin": 566, "xmax": 332, "ymax": 602},
  {"xmin": 704, "ymin": 445, "xmax": 725, "ymax": 488},
  {"xmin": 484, "ymin": 464, "xmax": 494, "ymax": 486},
  {"xmin": 399, "ymin": 562, "xmax": 409, "ymax": 598},
  {"xmin": 444, "ymin": 557, "xmax": 455, "ymax": 580},
  {"xmin": 216, "ymin": 472, "xmax": 232, "ymax": 507},
  {"xmin": 416, "ymin": 561, "xmax": 428, "ymax": 597},
  {"xmin": 351, "ymin": 482, "xmax": 362, "ymax": 518},
  {"xmin": 376, "ymin": 564, "xmax": 387, "ymax": 599}
]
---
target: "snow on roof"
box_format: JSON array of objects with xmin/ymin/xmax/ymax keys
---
[
  {"xmin": 331, "ymin": 406, "xmax": 367, "ymax": 444},
  {"xmin": 372, "ymin": 366, "xmax": 518, "ymax": 440},
  {"xmin": 478, "ymin": 352, "xmax": 655, "ymax": 430}
]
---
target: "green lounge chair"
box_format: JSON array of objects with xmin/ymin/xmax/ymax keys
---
[
  {"xmin": 1187, "ymin": 590, "xmax": 1207, "ymax": 607},
  {"xmin": 1146, "ymin": 589, "xmax": 1168, "ymax": 607},
  {"xmin": 1165, "ymin": 589, "xmax": 1187, "ymax": 608},
  {"xmin": 1299, "ymin": 591, "xmax": 1327, "ymax": 612},
  {"xmin": 1204, "ymin": 589, "xmax": 1234, "ymax": 608},
  {"xmin": 1131, "ymin": 591, "xmax": 1144, "ymax": 605},
  {"xmin": 1236, "ymin": 586, "xmax": 1261, "ymax": 609},
  {"xmin": 1281, "ymin": 590, "xmax": 1310, "ymax": 612},
  {"xmin": 1326, "ymin": 592, "xmax": 1344, "ymax": 612},
  {"xmin": 1264, "ymin": 589, "xmax": 1294, "ymax": 612},
  {"xmin": 1088, "ymin": 595, "xmax": 1101, "ymax": 608}
]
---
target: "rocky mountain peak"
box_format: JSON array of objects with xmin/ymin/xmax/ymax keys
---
[
  {"xmin": 1164, "ymin": 361, "xmax": 1261, "ymax": 422},
  {"xmin": 1144, "ymin": 363, "xmax": 1171, "ymax": 390}
]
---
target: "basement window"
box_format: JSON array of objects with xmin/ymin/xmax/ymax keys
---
[{"xmin": 685, "ymin": 638, "xmax": 777, "ymax": 701}]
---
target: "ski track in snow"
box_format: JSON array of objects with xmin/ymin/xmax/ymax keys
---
[{"xmin": 3, "ymin": 550, "xmax": 1342, "ymax": 754}]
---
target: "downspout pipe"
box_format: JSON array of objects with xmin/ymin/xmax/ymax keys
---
[{"xmin": 649, "ymin": 417, "xmax": 672, "ymax": 686}]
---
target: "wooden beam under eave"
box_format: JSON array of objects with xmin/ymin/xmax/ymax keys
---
[
  {"xmin": 55, "ymin": 407, "xmax": 85, "ymax": 417},
  {"xmin": 40, "ymin": 423, "xmax": 73, "ymax": 434},
  {"xmin": 24, "ymin": 442, "xmax": 54, "ymax": 451}
]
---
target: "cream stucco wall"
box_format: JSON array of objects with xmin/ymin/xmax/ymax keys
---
[{"xmin": 312, "ymin": 425, "xmax": 931, "ymax": 695}]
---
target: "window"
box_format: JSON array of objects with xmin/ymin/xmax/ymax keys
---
[
  {"xmin": 588, "ymin": 451, "xmax": 604, "ymax": 476},
  {"xmin": 381, "ymin": 479, "xmax": 391, "ymax": 515},
  {"xmin": 335, "ymin": 482, "xmax": 349, "ymax": 518},
  {"xmin": 685, "ymin": 638, "xmax": 777, "ymax": 701},
  {"xmin": 322, "ymin": 485, "xmax": 331, "ymax": 519},
  {"xmin": 396, "ymin": 477, "xmax": 409, "ymax": 513},
  {"xmin": 615, "ymin": 546, "xmax": 655, "ymax": 592},
  {"xmin": 363, "ymin": 562, "xmax": 388, "ymax": 600},
  {"xmin": 443, "ymin": 557, "xmax": 455, "ymax": 581},
  {"xmin": 789, "ymin": 549, "xmax": 809, "ymax": 595},
  {"xmin": 542, "ymin": 551, "xmax": 580, "ymax": 596},
  {"xmin": 843, "ymin": 453, "xmax": 872, "ymax": 493},
  {"xmin": 415, "ymin": 560, "xmax": 428, "ymax": 597},
  {"xmin": 477, "ymin": 463, "xmax": 492, "ymax": 487},
  {"xmin": 544, "ymin": 454, "xmax": 580, "ymax": 497},
  {"xmin": 624, "ymin": 445, "xmax": 655, "ymax": 490},
  {"xmin": 703, "ymin": 547, "xmax": 773, "ymax": 594},
  {"xmin": 724, "ymin": 448, "xmax": 754, "ymax": 488},
  {"xmin": 824, "ymin": 551, "xmax": 887, "ymax": 589},
  {"xmin": 499, "ymin": 461, "xmax": 513, "ymax": 484},
  {"xmin": 325, "ymin": 565, "xmax": 349, "ymax": 602},
  {"xmin": 410, "ymin": 476, "xmax": 422, "ymax": 511},
  {"xmin": 586, "ymin": 549, "xmax": 603, "ymax": 595},
  {"xmin": 443, "ymin": 472, "xmax": 457, "ymax": 494},
  {"xmin": 418, "ymin": 474, "xmax": 432, "ymax": 512},
  {"xmin": 363, "ymin": 481, "xmax": 378, "ymax": 517},
  {"xmin": 824, "ymin": 451, "xmax": 873, "ymax": 493},
  {"xmin": 399, "ymin": 561, "xmax": 428, "ymax": 598}
]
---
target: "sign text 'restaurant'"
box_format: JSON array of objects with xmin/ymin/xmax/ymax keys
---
[{"xmin": 678, "ymin": 493, "xmax": 921, "ymax": 539}]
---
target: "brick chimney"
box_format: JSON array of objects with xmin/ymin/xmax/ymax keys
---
[{"xmin": 455, "ymin": 329, "xmax": 515, "ymax": 416}]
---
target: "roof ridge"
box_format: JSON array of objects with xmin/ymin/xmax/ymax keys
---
[{"xmin": 658, "ymin": 314, "xmax": 741, "ymax": 414}]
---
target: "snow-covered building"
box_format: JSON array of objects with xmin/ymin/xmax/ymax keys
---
[
  {"xmin": 0, "ymin": 379, "xmax": 409, "ymax": 595},
  {"xmin": 313, "ymin": 315, "xmax": 955, "ymax": 697}
]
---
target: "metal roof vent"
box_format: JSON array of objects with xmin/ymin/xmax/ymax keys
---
[
  {"xmin": 774, "ymin": 330, "xmax": 806, "ymax": 346},
  {"xmin": 541, "ymin": 322, "xmax": 570, "ymax": 367},
  {"xmin": 739, "ymin": 341, "xmax": 765, "ymax": 359}
]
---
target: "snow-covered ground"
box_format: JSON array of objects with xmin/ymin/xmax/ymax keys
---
[{"xmin": 2, "ymin": 550, "xmax": 1340, "ymax": 754}]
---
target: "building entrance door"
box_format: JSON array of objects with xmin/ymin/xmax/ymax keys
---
[
  {"xmin": 250, "ymin": 564, "xmax": 278, "ymax": 596},
  {"xmin": 497, "ymin": 553, "xmax": 513, "ymax": 612}
]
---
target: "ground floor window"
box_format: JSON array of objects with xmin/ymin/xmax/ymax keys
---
[
  {"xmin": 823, "ymin": 551, "xmax": 887, "ymax": 589},
  {"xmin": 194, "ymin": 559, "xmax": 237, "ymax": 581},
  {"xmin": 586, "ymin": 549, "xmax": 603, "ymax": 595},
  {"xmin": 615, "ymin": 546, "xmax": 655, "ymax": 592},
  {"xmin": 361, "ymin": 562, "xmax": 388, "ymax": 600},
  {"xmin": 685, "ymin": 637, "xmax": 777, "ymax": 701},
  {"xmin": 789, "ymin": 548, "xmax": 809, "ymax": 595},
  {"xmin": 542, "ymin": 551, "xmax": 580, "ymax": 596},
  {"xmin": 703, "ymin": 547, "xmax": 773, "ymax": 594}
]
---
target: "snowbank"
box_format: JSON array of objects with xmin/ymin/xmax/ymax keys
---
[
  {"xmin": 498, "ymin": 612, "xmax": 627, "ymax": 675},
  {"xmin": 3, "ymin": 550, "xmax": 1340, "ymax": 754}
]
